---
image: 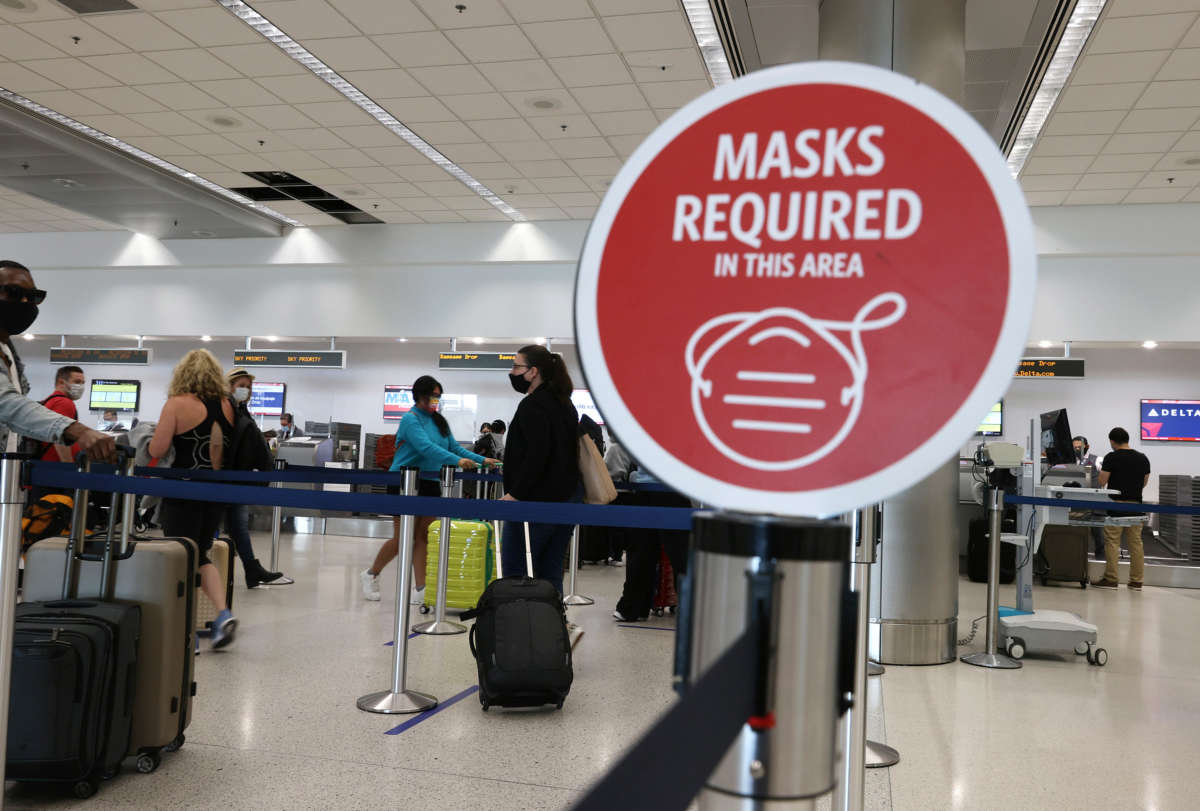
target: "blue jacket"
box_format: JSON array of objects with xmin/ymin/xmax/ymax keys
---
[{"xmin": 389, "ymin": 407, "xmax": 485, "ymax": 475}]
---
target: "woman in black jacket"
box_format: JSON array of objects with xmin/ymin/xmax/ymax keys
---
[{"xmin": 500, "ymin": 344, "xmax": 580, "ymax": 592}]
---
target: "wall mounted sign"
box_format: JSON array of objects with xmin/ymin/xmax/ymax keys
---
[
  {"xmin": 50, "ymin": 348, "xmax": 151, "ymax": 365},
  {"xmin": 437, "ymin": 352, "xmax": 516, "ymax": 371},
  {"xmin": 1014, "ymin": 358, "xmax": 1085, "ymax": 378},
  {"xmin": 233, "ymin": 350, "xmax": 346, "ymax": 368}
]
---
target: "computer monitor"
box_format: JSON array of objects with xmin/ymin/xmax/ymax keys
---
[
  {"xmin": 1040, "ymin": 408, "xmax": 1074, "ymax": 466},
  {"xmin": 975, "ymin": 400, "xmax": 1003, "ymax": 436},
  {"xmin": 89, "ymin": 379, "xmax": 140, "ymax": 413}
]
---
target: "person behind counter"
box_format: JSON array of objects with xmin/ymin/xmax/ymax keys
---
[{"xmin": 98, "ymin": 409, "xmax": 127, "ymax": 432}]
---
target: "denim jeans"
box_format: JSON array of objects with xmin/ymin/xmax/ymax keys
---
[
  {"xmin": 224, "ymin": 503, "xmax": 258, "ymax": 570},
  {"xmin": 501, "ymin": 520, "xmax": 574, "ymax": 594}
]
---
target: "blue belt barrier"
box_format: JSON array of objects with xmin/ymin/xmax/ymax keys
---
[
  {"xmin": 1005, "ymin": 494, "xmax": 1200, "ymax": 516},
  {"xmin": 28, "ymin": 464, "xmax": 695, "ymax": 531}
]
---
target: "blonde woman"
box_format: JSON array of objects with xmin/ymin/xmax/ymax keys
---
[{"xmin": 149, "ymin": 349, "xmax": 238, "ymax": 649}]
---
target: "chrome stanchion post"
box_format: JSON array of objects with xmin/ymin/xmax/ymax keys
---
[
  {"xmin": 961, "ymin": 487, "xmax": 1021, "ymax": 670},
  {"xmin": 358, "ymin": 467, "xmax": 437, "ymax": 714},
  {"xmin": 413, "ymin": 465, "xmax": 466, "ymax": 635},
  {"xmin": 64, "ymin": 455, "xmax": 91, "ymax": 599},
  {"xmin": 563, "ymin": 525, "xmax": 593, "ymax": 606},
  {"xmin": 490, "ymin": 478, "xmax": 504, "ymax": 579},
  {"xmin": 867, "ymin": 661, "xmax": 884, "ymax": 676},
  {"xmin": 0, "ymin": 454, "xmax": 28, "ymax": 776},
  {"xmin": 269, "ymin": 458, "xmax": 285, "ymax": 574}
]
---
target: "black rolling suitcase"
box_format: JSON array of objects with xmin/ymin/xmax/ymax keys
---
[
  {"xmin": 1037, "ymin": 524, "xmax": 1089, "ymax": 588},
  {"xmin": 967, "ymin": 517, "xmax": 1015, "ymax": 584},
  {"xmin": 463, "ymin": 576, "xmax": 573, "ymax": 711}
]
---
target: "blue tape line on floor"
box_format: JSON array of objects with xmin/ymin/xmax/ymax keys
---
[
  {"xmin": 384, "ymin": 632, "xmax": 421, "ymax": 645},
  {"xmin": 618, "ymin": 624, "xmax": 676, "ymax": 632},
  {"xmin": 384, "ymin": 685, "xmax": 480, "ymax": 735}
]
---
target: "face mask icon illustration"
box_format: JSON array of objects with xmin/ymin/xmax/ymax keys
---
[{"xmin": 685, "ymin": 292, "xmax": 906, "ymax": 472}]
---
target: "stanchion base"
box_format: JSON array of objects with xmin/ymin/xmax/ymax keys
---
[
  {"xmin": 867, "ymin": 660, "xmax": 884, "ymax": 676},
  {"xmin": 357, "ymin": 689, "xmax": 437, "ymax": 714},
  {"xmin": 412, "ymin": 620, "xmax": 467, "ymax": 635},
  {"xmin": 865, "ymin": 740, "xmax": 900, "ymax": 768},
  {"xmin": 960, "ymin": 651, "xmax": 1022, "ymax": 669},
  {"xmin": 563, "ymin": 594, "xmax": 594, "ymax": 606}
]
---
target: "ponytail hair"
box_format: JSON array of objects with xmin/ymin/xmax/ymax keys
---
[
  {"xmin": 412, "ymin": 374, "xmax": 450, "ymax": 437},
  {"xmin": 518, "ymin": 344, "xmax": 574, "ymax": 403}
]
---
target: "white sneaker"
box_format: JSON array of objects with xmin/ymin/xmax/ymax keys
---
[
  {"xmin": 409, "ymin": 586, "xmax": 426, "ymax": 606},
  {"xmin": 360, "ymin": 569, "xmax": 381, "ymax": 601}
]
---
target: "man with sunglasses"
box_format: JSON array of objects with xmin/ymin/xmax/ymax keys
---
[{"xmin": 0, "ymin": 260, "xmax": 116, "ymax": 463}]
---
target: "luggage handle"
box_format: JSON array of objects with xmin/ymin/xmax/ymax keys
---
[{"xmin": 61, "ymin": 448, "xmax": 136, "ymax": 600}]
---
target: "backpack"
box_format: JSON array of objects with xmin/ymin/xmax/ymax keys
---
[
  {"xmin": 374, "ymin": 433, "xmax": 398, "ymax": 470},
  {"xmin": 462, "ymin": 576, "xmax": 573, "ymax": 711},
  {"xmin": 228, "ymin": 402, "xmax": 273, "ymax": 474},
  {"xmin": 472, "ymin": 433, "xmax": 497, "ymax": 459},
  {"xmin": 22, "ymin": 393, "xmax": 74, "ymax": 459},
  {"xmin": 22, "ymin": 493, "xmax": 73, "ymax": 551}
]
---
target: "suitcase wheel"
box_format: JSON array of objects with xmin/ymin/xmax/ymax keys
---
[
  {"xmin": 73, "ymin": 779, "xmax": 98, "ymax": 799},
  {"xmin": 556, "ymin": 701, "xmax": 564, "ymax": 710},
  {"xmin": 652, "ymin": 608, "xmax": 664, "ymax": 617},
  {"xmin": 419, "ymin": 604, "xmax": 431, "ymax": 615},
  {"xmin": 481, "ymin": 701, "xmax": 490, "ymax": 712},
  {"xmin": 136, "ymin": 751, "xmax": 162, "ymax": 774},
  {"xmin": 103, "ymin": 764, "xmax": 122, "ymax": 781},
  {"xmin": 165, "ymin": 733, "xmax": 185, "ymax": 752}
]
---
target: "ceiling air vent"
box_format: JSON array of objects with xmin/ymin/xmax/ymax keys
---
[
  {"xmin": 234, "ymin": 171, "xmax": 383, "ymax": 225},
  {"xmin": 56, "ymin": 0, "xmax": 138, "ymax": 13}
]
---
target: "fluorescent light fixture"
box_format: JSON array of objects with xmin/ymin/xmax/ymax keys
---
[
  {"xmin": 22, "ymin": 333, "xmax": 33, "ymax": 341},
  {"xmin": 535, "ymin": 337, "xmax": 547, "ymax": 345},
  {"xmin": 681, "ymin": 0, "xmax": 735, "ymax": 87},
  {"xmin": 0, "ymin": 88, "xmax": 301, "ymax": 229},
  {"xmin": 216, "ymin": 0, "xmax": 525, "ymax": 222},
  {"xmin": 1006, "ymin": 0, "xmax": 1109, "ymax": 177},
  {"xmin": 266, "ymin": 335, "xmax": 279, "ymax": 342},
  {"xmin": 1143, "ymin": 340, "xmax": 1158, "ymax": 349},
  {"xmin": 201, "ymin": 335, "xmax": 212, "ymax": 342},
  {"xmin": 472, "ymin": 337, "xmax": 484, "ymax": 344},
  {"xmin": 1037, "ymin": 340, "xmax": 1053, "ymax": 348}
]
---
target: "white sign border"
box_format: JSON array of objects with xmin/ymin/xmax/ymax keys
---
[{"xmin": 574, "ymin": 61, "xmax": 1036, "ymax": 517}]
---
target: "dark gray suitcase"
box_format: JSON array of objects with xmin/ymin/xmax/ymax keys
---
[{"xmin": 1038, "ymin": 524, "xmax": 1090, "ymax": 588}]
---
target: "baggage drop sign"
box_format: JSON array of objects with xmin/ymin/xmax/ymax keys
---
[{"xmin": 574, "ymin": 62, "xmax": 1036, "ymax": 516}]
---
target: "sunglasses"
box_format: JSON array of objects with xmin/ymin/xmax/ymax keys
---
[{"xmin": 0, "ymin": 284, "xmax": 46, "ymax": 305}]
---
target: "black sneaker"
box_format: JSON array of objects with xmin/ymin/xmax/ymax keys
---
[
  {"xmin": 1128, "ymin": 581, "xmax": 1143, "ymax": 591},
  {"xmin": 1090, "ymin": 577, "xmax": 1118, "ymax": 589},
  {"xmin": 612, "ymin": 610, "xmax": 648, "ymax": 622}
]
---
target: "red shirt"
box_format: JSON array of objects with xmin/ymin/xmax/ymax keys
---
[{"xmin": 40, "ymin": 392, "xmax": 77, "ymax": 462}]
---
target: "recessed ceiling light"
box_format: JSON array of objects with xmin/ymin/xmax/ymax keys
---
[
  {"xmin": 1037, "ymin": 340, "xmax": 1053, "ymax": 348},
  {"xmin": 0, "ymin": 0, "xmax": 34, "ymax": 11},
  {"xmin": 680, "ymin": 0, "xmax": 735, "ymax": 86},
  {"xmin": 22, "ymin": 333, "xmax": 34, "ymax": 340},
  {"xmin": 472, "ymin": 337, "xmax": 484, "ymax": 344},
  {"xmin": 201, "ymin": 335, "xmax": 212, "ymax": 342},
  {"xmin": 1143, "ymin": 340, "xmax": 1158, "ymax": 349},
  {"xmin": 1184, "ymin": 157, "xmax": 1200, "ymax": 166},
  {"xmin": 535, "ymin": 337, "xmax": 546, "ymax": 345},
  {"xmin": 216, "ymin": 0, "xmax": 524, "ymax": 222},
  {"xmin": 341, "ymin": 188, "xmax": 363, "ymax": 197},
  {"xmin": 528, "ymin": 97, "xmax": 560, "ymax": 111},
  {"xmin": 266, "ymin": 335, "xmax": 279, "ymax": 342},
  {"xmin": 191, "ymin": 230, "xmax": 215, "ymax": 238},
  {"xmin": 397, "ymin": 338, "xmax": 408, "ymax": 342},
  {"xmin": 53, "ymin": 177, "xmax": 83, "ymax": 189},
  {"xmin": 207, "ymin": 115, "xmax": 241, "ymax": 128}
]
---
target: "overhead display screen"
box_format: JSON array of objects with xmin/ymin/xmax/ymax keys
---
[
  {"xmin": 249, "ymin": 382, "xmax": 286, "ymax": 417},
  {"xmin": 438, "ymin": 352, "xmax": 516, "ymax": 370},
  {"xmin": 1141, "ymin": 399, "xmax": 1200, "ymax": 442},
  {"xmin": 572, "ymin": 389, "xmax": 604, "ymax": 426},
  {"xmin": 975, "ymin": 400, "xmax": 1003, "ymax": 436},
  {"xmin": 89, "ymin": 379, "xmax": 140, "ymax": 413},
  {"xmin": 1015, "ymin": 358, "xmax": 1085, "ymax": 378},
  {"xmin": 383, "ymin": 385, "xmax": 413, "ymax": 421}
]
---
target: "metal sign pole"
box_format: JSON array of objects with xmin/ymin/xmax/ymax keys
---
[
  {"xmin": 269, "ymin": 458, "xmax": 286, "ymax": 573},
  {"xmin": 563, "ymin": 525, "xmax": 594, "ymax": 606},
  {"xmin": 358, "ymin": 467, "xmax": 437, "ymax": 714},
  {"xmin": 0, "ymin": 454, "xmax": 28, "ymax": 785},
  {"xmin": 413, "ymin": 466, "xmax": 466, "ymax": 635},
  {"xmin": 961, "ymin": 487, "xmax": 1021, "ymax": 670}
]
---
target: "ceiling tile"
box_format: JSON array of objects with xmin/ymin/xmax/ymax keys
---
[
  {"xmin": 124, "ymin": 135, "xmax": 195, "ymax": 155},
  {"xmin": 136, "ymin": 82, "xmax": 223, "ymax": 110},
  {"xmin": 131, "ymin": 1, "xmax": 212, "ymax": 10},
  {"xmin": 590, "ymin": 109, "xmax": 657, "ymax": 136},
  {"xmin": 1064, "ymin": 189, "xmax": 1127, "ymax": 205},
  {"xmin": 533, "ymin": 176, "xmax": 588, "ymax": 192},
  {"xmin": 625, "ymin": 47, "xmax": 706, "ymax": 83},
  {"xmin": 23, "ymin": 58, "xmax": 116, "ymax": 89},
  {"xmin": 144, "ymin": 49, "xmax": 241, "ymax": 81},
  {"xmin": 408, "ymin": 65, "xmax": 492, "ymax": 95},
  {"xmin": 435, "ymin": 194, "xmax": 498, "ymax": 210},
  {"xmin": 415, "ymin": 180, "xmax": 474, "ymax": 196},
  {"xmin": 481, "ymin": 59, "xmax": 561, "ymax": 91},
  {"xmin": 208, "ymin": 43, "xmax": 306, "ymax": 77},
  {"xmin": 500, "ymin": 193, "xmax": 551, "ymax": 207},
  {"xmin": 1089, "ymin": 153, "xmax": 1161, "ymax": 171},
  {"xmin": 551, "ymin": 137, "xmax": 614, "ymax": 158},
  {"xmin": 379, "ymin": 96, "xmax": 455, "ymax": 121},
  {"xmin": 24, "ymin": 89, "xmax": 110, "ymax": 117},
  {"xmin": 1022, "ymin": 155, "xmax": 1095, "ymax": 174},
  {"xmin": 1088, "ymin": 13, "xmax": 1196, "ymax": 54},
  {"xmin": 442, "ymin": 92, "xmax": 519, "ymax": 119},
  {"xmin": 1154, "ymin": 47, "xmax": 1200, "ymax": 80},
  {"xmin": 394, "ymin": 165, "xmax": 463, "ymax": 181},
  {"xmin": 1170, "ymin": 131, "xmax": 1200, "ymax": 150},
  {"xmin": 602, "ymin": 11, "xmax": 694, "ymax": 52},
  {"xmin": 468, "ymin": 118, "xmax": 539, "ymax": 141},
  {"xmin": 330, "ymin": 0, "xmax": 435, "ymax": 34},
  {"xmin": 126, "ymin": 110, "xmax": 211, "ymax": 135},
  {"xmin": 523, "ymin": 19, "xmax": 614, "ymax": 58},
  {"xmin": 1102, "ymin": 132, "xmax": 1182, "ymax": 153},
  {"xmin": 1056, "ymin": 82, "xmax": 1145, "ymax": 112},
  {"xmin": 194, "ymin": 78, "xmax": 284, "ymax": 107},
  {"xmin": 1181, "ymin": 15, "xmax": 1200, "ymax": 47},
  {"xmin": 273, "ymin": 128, "xmax": 349, "ymax": 150},
  {"xmin": 342, "ymin": 166, "xmax": 403, "ymax": 182},
  {"xmin": 222, "ymin": 129, "xmax": 294, "ymax": 151},
  {"xmin": 416, "ymin": 211, "xmax": 468, "ymax": 222},
  {"xmin": 446, "ymin": 25, "xmax": 537, "ymax": 61},
  {"xmin": 1031, "ymin": 134, "xmax": 1108, "ymax": 157},
  {"xmin": 572, "ymin": 83, "xmax": 647, "ymax": 112},
  {"xmin": 298, "ymin": 168, "xmax": 357, "ymax": 185},
  {"xmin": 563, "ymin": 207, "xmax": 597, "ymax": 219},
  {"xmin": 86, "ymin": 12, "xmax": 194, "ymax": 51},
  {"xmin": 1042, "ymin": 110, "xmax": 1125, "ymax": 136},
  {"xmin": 341, "ymin": 68, "xmax": 426, "ymax": 98},
  {"xmin": 548, "ymin": 191, "xmax": 599, "ymax": 207},
  {"xmin": 504, "ymin": 88, "xmax": 583, "ymax": 116},
  {"xmin": 294, "ymin": 100, "xmax": 375, "ymax": 126},
  {"xmin": 239, "ymin": 105, "xmax": 320, "ymax": 129},
  {"xmin": 331, "ymin": 125, "xmax": 407, "ymax": 147},
  {"xmin": 639, "ymin": 80, "xmax": 710, "ymax": 108},
  {"xmin": 591, "ymin": 0, "xmax": 679, "ymax": 12},
  {"xmin": 655, "ymin": 107, "xmax": 678, "ymax": 121},
  {"xmin": 548, "ymin": 54, "xmax": 631, "ymax": 87},
  {"xmin": 1020, "ymin": 174, "xmax": 1079, "ymax": 192},
  {"xmin": 461, "ymin": 209, "xmax": 512, "ymax": 221},
  {"xmin": 252, "ymin": 149, "xmax": 331, "ymax": 171},
  {"xmin": 252, "ymin": 0, "xmax": 360, "ymax": 39},
  {"xmin": 83, "ymin": 54, "xmax": 180, "ymax": 85},
  {"xmin": 1075, "ymin": 171, "xmax": 1144, "ymax": 190},
  {"xmin": 410, "ymin": 120, "xmax": 480, "ymax": 143},
  {"xmin": 1123, "ymin": 186, "xmax": 1188, "ymax": 203},
  {"xmin": 519, "ymin": 206, "xmax": 567, "ymax": 220},
  {"xmin": 1185, "ymin": 186, "xmax": 1200, "ymax": 202},
  {"xmin": 1021, "ymin": 190, "xmax": 1068, "ymax": 206},
  {"xmin": 367, "ymin": 181, "xmax": 421, "ymax": 196},
  {"xmin": 0, "ymin": 62, "xmax": 61, "ymax": 93},
  {"xmin": 20, "ymin": 21, "xmax": 127, "ymax": 56},
  {"xmin": 414, "ymin": 0, "xmax": 513, "ymax": 28},
  {"xmin": 1118, "ymin": 107, "xmax": 1200, "ymax": 132},
  {"xmin": 172, "ymin": 132, "xmax": 243, "ymax": 153},
  {"xmin": 256, "ymin": 74, "xmax": 343, "ymax": 104},
  {"xmin": 568, "ymin": 156, "xmax": 621, "ymax": 175},
  {"xmin": 0, "ymin": 26, "xmax": 66, "ymax": 60},
  {"xmin": 606, "ymin": 133, "xmax": 644, "ymax": 156},
  {"xmin": 439, "ymin": 142, "xmax": 505, "ymax": 163},
  {"xmin": 1109, "ymin": 0, "xmax": 1200, "ymax": 17},
  {"xmin": 456, "ymin": 162, "xmax": 518, "ymax": 178},
  {"xmin": 308, "ymin": 147, "xmax": 374, "ymax": 167},
  {"xmin": 1137, "ymin": 80, "xmax": 1200, "ymax": 108},
  {"xmin": 402, "ymin": 196, "xmax": 448, "ymax": 210},
  {"xmin": 372, "ymin": 31, "xmax": 466, "ymax": 66},
  {"xmin": 362, "ymin": 144, "xmax": 429, "ymax": 164},
  {"xmin": 1139, "ymin": 169, "xmax": 1200, "ymax": 187},
  {"xmin": 511, "ymin": 159, "xmax": 572, "ymax": 177},
  {"xmin": 74, "ymin": 114, "xmax": 158, "ymax": 137},
  {"xmin": 305, "ymin": 36, "xmax": 396, "ymax": 71},
  {"xmin": 77, "ymin": 85, "xmax": 166, "ymax": 114},
  {"xmin": 499, "ymin": 0, "xmax": 591, "ymax": 23},
  {"xmin": 492, "ymin": 140, "xmax": 555, "ymax": 161},
  {"xmin": 155, "ymin": 8, "xmax": 263, "ymax": 47},
  {"xmin": 530, "ymin": 114, "xmax": 599, "ymax": 139},
  {"xmin": 1073, "ymin": 51, "xmax": 1170, "ymax": 85}
]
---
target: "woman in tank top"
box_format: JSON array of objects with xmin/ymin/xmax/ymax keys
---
[{"xmin": 149, "ymin": 349, "xmax": 239, "ymax": 649}]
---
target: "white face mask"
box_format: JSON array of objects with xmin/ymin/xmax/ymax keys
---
[
  {"xmin": 232, "ymin": 386, "xmax": 251, "ymax": 403},
  {"xmin": 66, "ymin": 382, "xmax": 85, "ymax": 400}
]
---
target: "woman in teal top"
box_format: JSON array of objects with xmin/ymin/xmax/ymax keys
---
[{"xmin": 361, "ymin": 375, "xmax": 498, "ymax": 603}]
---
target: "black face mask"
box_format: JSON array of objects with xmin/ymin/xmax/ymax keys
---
[
  {"xmin": 0, "ymin": 300, "xmax": 37, "ymax": 336},
  {"xmin": 509, "ymin": 372, "xmax": 531, "ymax": 394}
]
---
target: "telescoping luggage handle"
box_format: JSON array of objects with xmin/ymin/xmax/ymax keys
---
[{"xmin": 61, "ymin": 448, "xmax": 137, "ymax": 601}]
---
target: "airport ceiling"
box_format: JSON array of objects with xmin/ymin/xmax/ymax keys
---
[{"xmin": 0, "ymin": 0, "xmax": 1172, "ymax": 236}]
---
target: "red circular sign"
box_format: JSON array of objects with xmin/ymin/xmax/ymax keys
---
[{"xmin": 576, "ymin": 63, "xmax": 1035, "ymax": 516}]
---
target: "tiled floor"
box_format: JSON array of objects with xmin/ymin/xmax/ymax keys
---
[{"xmin": 6, "ymin": 531, "xmax": 1198, "ymax": 810}]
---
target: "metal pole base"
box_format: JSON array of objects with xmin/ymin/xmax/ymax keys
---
[
  {"xmin": 357, "ymin": 689, "xmax": 437, "ymax": 715},
  {"xmin": 563, "ymin": 594, "xmax": 594, "ymax": 606},
  {"xmin": 960, "ymin": 651, "xmax": 1022, "ymax": 669},
  {"xmin": 864, "ymin": 740, "xmax": 900, "ymax": 768},
  {"xmin": 867, "ymin": 660, "xmax": 884, "ymax": 676},
  {"xmin": 412, "ymin": 619, "xmax": 467, "ymax": 635}
]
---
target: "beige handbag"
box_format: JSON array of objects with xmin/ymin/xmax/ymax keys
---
[{"xmin": 579, "ymin": 434, "xmax": 618, "ymax": 505}]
